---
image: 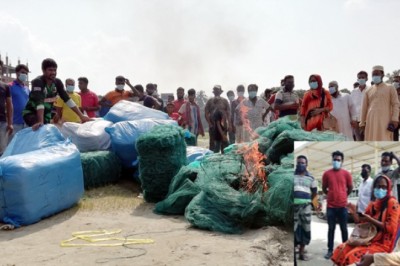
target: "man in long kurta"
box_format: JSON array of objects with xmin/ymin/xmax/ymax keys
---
[
  {"xmin": 329, "ymin": 81, "xmax": 356, "ymax": 140},
  {"xmin": 359, "ymin": 65, "xmax": 400, "ymax": 141}
]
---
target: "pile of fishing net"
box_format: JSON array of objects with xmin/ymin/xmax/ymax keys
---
[
  {"xmin": 80, "ymin": 151, "xmax": 122, "ymax": 189},
  {"xmin": 136, "ymin": 125, "xmax": 187, "ymax": 202},
  {"xmin": 154, "ymin": 117, "xmax": 345, "ymax": 234}
]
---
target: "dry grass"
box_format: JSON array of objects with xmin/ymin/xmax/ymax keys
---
[{"xmin": 76, "ymin": 179, "xmax": 144, "ymax": 213}]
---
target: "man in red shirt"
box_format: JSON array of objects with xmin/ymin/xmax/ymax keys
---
[
  {"xmin": 322, "ymin": 150, "xmax": 353, "ymax": 260},
  {"xmin": 173, "ymin": 87, "xmax": 186, "ymax": 113},
  {"xmin": 78, "ymin": 77, "xmax": 99, "ymax": 118}
]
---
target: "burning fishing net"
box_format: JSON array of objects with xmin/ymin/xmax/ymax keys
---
[
  {"xmin": 136, "ymin": 125, "xmax": 187, "ymax": 202},
  {"xmin": 154, "ymin": 116, "xmax": 344, "ymax": 234}
]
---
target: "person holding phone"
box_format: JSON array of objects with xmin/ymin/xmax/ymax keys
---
[{"xmin": 359, "ymin": 65, "xmax": 400, "ymax": 141}]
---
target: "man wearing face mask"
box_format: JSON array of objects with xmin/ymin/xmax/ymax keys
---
[
  {"xmin": 99, "ymin": 76, "xmax": 138, "ymax": 111},
  {"xmin": 8, "ymin": 64, "xmax": 30, "ymax": 139},
  {"xmin": 274, "ymin": 75, "xmax": 299, "ymax": 118},
  {"xmin": 359, "ymin": 65, "xmax": 400, "ymax": 141},
  {"xmin": 356, "ymin": 164, "xmax": 373, "ymax": 214},
  {"xmin": 322, "ymin": 151, "xmax": 353, "ymax": 260},
  {"xmin": 294, "ymin": 155, "xmax": 317, "ymax": 261},
  {"xmin": 329, "ymin": 81, "xmax": 355, "ymax": 140},
  {"xmin": 205, "ymin": 85, "xmax": 230, "ymax": 150},
  {"xmin": 226, "ymin": 90, "xmax": 236, "ymax": 144},
  {"xmin": 377, "ymin": 152, "xmax": 400, "ymax": 201},
  {"xmin": 232, "ymin": 85, "xmax": 245, "ymax": 143},
  {"xmin": 236, "ymin": 84, "xmax": 270, "ymax": 142},
  {"xmin": 54, "ymin": 78, "xmax": 82, "ymax": 123},
  {"xmin": 350, "ymin": 71, "xmax": 369, "ymax": 141}
]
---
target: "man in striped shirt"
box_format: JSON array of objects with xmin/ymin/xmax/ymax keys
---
[{"xmin": 294, "ymin": 155, "xmax": 318, "ymax": 261}]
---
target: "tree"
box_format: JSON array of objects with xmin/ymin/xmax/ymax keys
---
[
  {"xmin": 295, "ymin": 89, "xmax": 307, "ymax": 99},
  {"xmin": 385, "ymin": 69, "xmax": 400, "ymax": 83},
  {"xmin": 340, "ymin": 88, "xmax": 350, "ymax": 94}
]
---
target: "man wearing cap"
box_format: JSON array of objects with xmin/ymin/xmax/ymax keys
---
[
  {"xmin": 205, "ymin": 85, "xmax": 230, "ymax": 151},
  {"xmin": 359, "ymin": 65, "xmax": 400, "ymax": 141},
  {"xmin": 329, "ymin": 81, "xmax": 355, "ymax": 140},
  {"xmin": 99, "ymin": 76, "xmax": 138, "ymax": 111},
  {"xmin": 8, "ymin": 64, "xmax": 30, "ymax": 139},
  {"xmin": 350, "ymin": 71, "xmax": 369, "ymax": 141}
]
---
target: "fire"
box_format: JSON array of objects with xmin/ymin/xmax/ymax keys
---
[
  {"xmin": 236, "ymin": 141, "xmax": 267, "ymax": 192},
  {"xmin": 238, "ymin": 102, "xmax": 259, "ymax": 142}
]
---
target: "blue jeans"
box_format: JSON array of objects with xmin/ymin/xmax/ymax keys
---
[{"xmin": 327, "ymin": 207, "xmax": 348, "ymax": 252}]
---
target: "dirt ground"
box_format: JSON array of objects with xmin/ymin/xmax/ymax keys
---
[{"xmin": 0, "ymin": 179, "xmax": 294, "ymax": 266}]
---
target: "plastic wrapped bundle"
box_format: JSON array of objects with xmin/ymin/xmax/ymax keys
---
[
  {"xmin": 105, "ymin": 119, "xmax": 177, "ymax": 168},
  {"xmin": 104, "ymin": 100, "xmax": 169, "ymax": 123},
  {"xmin": 154, "ymin": 166, "xmax": 200, "ymax": 215},
  {"xmin": 2, "ymin": 125, "xmax": 65, "ymax": 157},
  {"xmin": 59, "ymin": 119, "xmax": 113, "ymax": 152},
  {"xmin": 80, "ymin": 151, "xmax": 122, "ymax": 189},
  {"xmin": 0, "ymin": 141, "xmax": 83, "ymax": 226},
  {"xmin": 136, "ymin": 125, "xmax": 187, "ymax": 202},
  {"xmin": 186, "ymin": 146, "xmax": 213, "ymax": 164}
]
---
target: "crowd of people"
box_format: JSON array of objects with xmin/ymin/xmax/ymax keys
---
[
  {"xmin": 1, "ymin": 58, "xmax": 400, "ymax": 155},
  {"xmin": 294, "ymin": 151, "xmax": 400, "ymax": 265}
]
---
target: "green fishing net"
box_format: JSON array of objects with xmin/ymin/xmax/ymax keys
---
[
  {"xmin": 136, "ymin": 125, "xmax": 188, "ymax": 202},
  {"xmin": 80, "ymin": 151, "xmax": 122, "ymax": 189},
  {"xmin": 184, "ymin": 132, "xmax": 197, "ymax": 146}
]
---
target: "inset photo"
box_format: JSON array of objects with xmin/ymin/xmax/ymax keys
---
[{"xmin": 294, "ymin": 141, "xmax": 400, "ymax": 266}]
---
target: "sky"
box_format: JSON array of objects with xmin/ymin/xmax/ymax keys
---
[{"xmin": 1, "ymin": 0, "xmax": 399, "ymax": 97}]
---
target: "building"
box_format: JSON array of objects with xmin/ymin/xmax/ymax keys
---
[{"xmin": 0, "ymin": 54, "xmax": 29, "ymax": 84}]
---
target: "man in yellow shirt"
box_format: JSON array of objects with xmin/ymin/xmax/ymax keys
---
[{"xmin": 54, "ymin": 78, "xmax": 81, "ymax": 123}]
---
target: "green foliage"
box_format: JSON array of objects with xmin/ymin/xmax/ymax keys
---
[{"xmin": 385, "ymin": 69, "xmax": 400, "ymax": 83}]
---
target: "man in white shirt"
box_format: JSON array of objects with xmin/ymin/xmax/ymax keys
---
[
  {"xmin": 329, "ymin": 81, "xmax": 355, "ymax": 140},
  {"xmin": 356, "ymin": 164, "xmax": 373, "ymax": 213},
  {"xmin": 350, "ymin": 71, "xmax": 369, "ymax": 141}
]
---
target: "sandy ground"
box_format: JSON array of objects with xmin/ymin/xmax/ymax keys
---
[{"xmin": 0, "ymin": 180, "xmax": 294, "ymax": 266}]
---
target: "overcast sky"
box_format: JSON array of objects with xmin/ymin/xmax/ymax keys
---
[{"xmin": 1, "ymin": 0, "xmax": 399, "ymax": 97}]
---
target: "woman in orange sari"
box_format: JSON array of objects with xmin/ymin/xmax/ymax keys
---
[
  {"xmin": 331, "ymin": 175, "xmax": 400, "ymax": 266},
  {"xmin": 300, "ymin": 74, "xmax": 333, "ymax": 131}
]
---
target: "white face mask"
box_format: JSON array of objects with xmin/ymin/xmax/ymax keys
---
[
  {"xmin": 116, "ymin": 85, "xmax": 125, "ymax": 91},
  {"xmin": 237, "ymin": 92, "xmax": 244, "ymax": 97}
]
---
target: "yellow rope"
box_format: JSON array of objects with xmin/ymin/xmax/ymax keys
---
[{"xmin": 61, "ymin": 229, "xmax": 154, "ymax": 247}]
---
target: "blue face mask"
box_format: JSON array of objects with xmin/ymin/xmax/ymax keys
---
[
  {"xmin": 329, "ymin": 87, "xmax": 337, "ymax": 95},
  {"xmin": 66, "ymin": 85, "xmax": 75, "ymax": 92},
  {"xmin": 358, "ymin": 78, "xmax": 366, "ymax": 86},
  {"xmin": 333, "ymin": 161, "xmax": 341, "ymax": 170},
  {"xmin": 228, "ymin": 96, "xmax": 235, "ymax": 101},
  {"xmin": 248, "ymin": 91, "xmax": 257, "ymax": 99},
  {"xmin": 374, "ymin": 188, "xmax": 387, "ymax": 199},
  {"xmin": 309, "ymin": 81, "xmax": 318, "ymax": 90},
  {"xmin": 18, "ymin": 73, "xmax": 27, "ymax": 82},
  {"xmin": 393, "ymin": 82, "xmax": 400, "ymax": 89},
  {"xmin": 372, "ymin": 75, "xmax": 382, "ymax": 84},
  {"xmin": 296, "ymin": 164, "xmax": 307, "ymax": 173}
]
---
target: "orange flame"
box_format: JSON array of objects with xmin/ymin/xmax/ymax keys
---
[
  {"xmin": 238, "ymin": 102, "xmax": 259, "ymax": 142},
  {"xmin": 236, "ymin": 142, "xmax": 267, "ymax": 192}
]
